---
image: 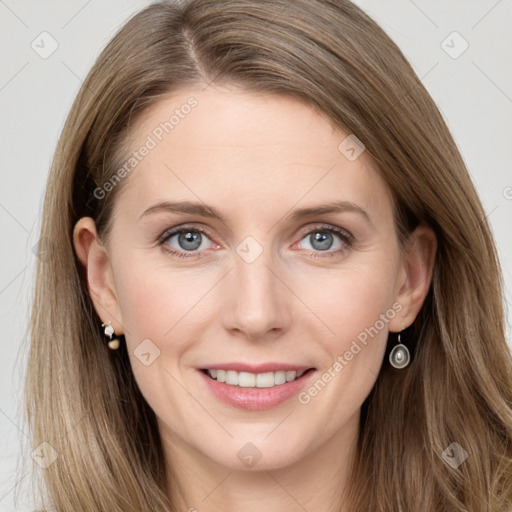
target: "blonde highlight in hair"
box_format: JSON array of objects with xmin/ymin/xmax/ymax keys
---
[{"xmin": 25, "ymin": 1, "xmax": 512, "ymax": 510}]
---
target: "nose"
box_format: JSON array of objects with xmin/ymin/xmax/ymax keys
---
[{"xmin": 222, "ymin": 249, "xmax": 292, "ymax": 342}]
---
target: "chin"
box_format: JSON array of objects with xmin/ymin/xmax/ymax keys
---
[{"xmin": 201, "ymin": 435, "xmax": 310, "ymax": 472}]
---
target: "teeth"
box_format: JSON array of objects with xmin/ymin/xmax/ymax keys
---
[
  {"xmin": 274, "ymin": 371, "xmax": 286, "ymax": 385},
  {"xmin": 286, "ymin": 371, "xmax": 296, "ymax": 382},
  {"xmin": 256, "ymin": 372, "xmax": 275, "ymax": 388},
  {"xmin": 238, "ymin": 372, "xmax": 256, "ymax": 387},
  {"xmin": 205, "ymin": 368, "xmax": 308, "ymax": 387},
  {"xmin": 226, "ymin": 370, "xmax": 238, "ymax": 385}
]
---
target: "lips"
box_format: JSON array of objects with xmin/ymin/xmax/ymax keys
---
[
  {"xmin": 197, "ymin": 363, "xmax": 317, "ymax": 410},
  {"xmin": 200, "ymin": 362, "xmax": 313, "ymax": 373}
]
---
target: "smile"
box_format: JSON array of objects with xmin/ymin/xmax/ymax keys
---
[
  {"xmin": 198, "ymin": 365, "xmax": 317, "ymax": 411},
  {"xmin": 203, "ymin": 368, "xmax": 309, "ymax": 387}
]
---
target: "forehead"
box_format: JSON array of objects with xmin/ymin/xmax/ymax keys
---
[{"xmin": 113, "ymin": 85, "xmax": 392, "ymax": 223}]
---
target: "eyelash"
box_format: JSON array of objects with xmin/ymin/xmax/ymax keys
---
[{"xmin": 157, "ymin": 223, "xmax": 354, "ymax": 260}]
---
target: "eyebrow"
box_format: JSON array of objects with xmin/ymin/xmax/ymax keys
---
[{"xmin": 138, "ymin": 200, "xmax": 373, "ymax": 226}]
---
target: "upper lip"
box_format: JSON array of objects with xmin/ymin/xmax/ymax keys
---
[{"xmin": 200, "ymin": 362, "xmax": 314, "ymax": 373}]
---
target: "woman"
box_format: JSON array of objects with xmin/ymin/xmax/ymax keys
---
[{"xmin": 25, "ymin": 0, "xmax": 512, "ymax": 510}]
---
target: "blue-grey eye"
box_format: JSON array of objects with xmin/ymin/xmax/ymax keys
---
[
  {"xmin": 299, "ymin": 230, "xmax": 345, "ymax": 252},
  {"xmin": 163, "ymin": 229, "xmax": 212, "ymax": 252},
  {"xmin": 178, "ymin": 231, "xmax": 202, "ymax": 250},
  {"xmin": 311, "ymin": 232, "xmax": 334, "ymax": 251}
]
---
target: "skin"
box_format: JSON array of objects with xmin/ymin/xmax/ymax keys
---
[{"xmin": 73, "ymin": 85, "xmax": 436, "ymax": 512}]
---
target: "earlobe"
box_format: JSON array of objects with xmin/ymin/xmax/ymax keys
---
[
  {"xmin": 72, "ymin": 217, "xmax": 124, "ymax": 335},
  {"xmin": 388, "ymin": 222, "xmax": 437, "ymax": 332}
]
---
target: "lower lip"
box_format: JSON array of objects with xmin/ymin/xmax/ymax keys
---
[{"xmin": 198, "ymin": 369, "xmax": 316, "ymax": 411}]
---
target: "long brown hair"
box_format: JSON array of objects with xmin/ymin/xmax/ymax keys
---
[{"xmin": 24, "ymin": 1, "xmax": 512, "ymax": 510}]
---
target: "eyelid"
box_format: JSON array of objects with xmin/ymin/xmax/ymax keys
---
[
  {"xmin": 295, "ymin": 223, "xmax": 354, "ymax": 243},
  {"xmin": 157, "ymin": 223, "xmax": 217, "ymax": 245}
]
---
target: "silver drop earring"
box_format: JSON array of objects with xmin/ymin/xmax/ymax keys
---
[{"xmin": 389, "ymin": 332, "xmax": 410, "ymax": 369}]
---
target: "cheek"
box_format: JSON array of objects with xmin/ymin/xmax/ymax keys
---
[
  {"xmin": 112, "ymin": 253, "xmax": 215, "ymax": 350},
  {"xmin": 303, "ymin": 258, "xmax": 399, "ymax": 342},
  {"xmin": 300, "ymin": 256, "xmax": 400, "ymax": 404},
  {"xmin": 111, "ymin": 255, "xmax": 206, "ymax": 420},
  {"xmin": 337, "ymin": 276, "xmax": 395, "ymax": 338},
  {"xmin": 115, "ymin": 271, "xmax": 168, "ymax": 339}
]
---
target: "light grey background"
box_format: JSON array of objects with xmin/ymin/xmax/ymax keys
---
[{"xmin": 1, "ymin": 1, "xmax": 511, "ymax": 510}]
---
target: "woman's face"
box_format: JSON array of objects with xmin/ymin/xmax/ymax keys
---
[{"xmin": 76, "ymin": 85, "xmax": 433, "ymax": 472}]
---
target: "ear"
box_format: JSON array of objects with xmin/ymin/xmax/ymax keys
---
[
  {"xmin": 388, "ymin": 222, "xmax": 437, "ymax": 332},
  {"xmin": 73, "ymin": 217, "xmax": 124, "ymax": 335}
]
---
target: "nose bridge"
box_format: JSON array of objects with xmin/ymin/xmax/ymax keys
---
[{"xmin": 223, "ymin": 238, "xmax": 290, "ymax": 338}]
